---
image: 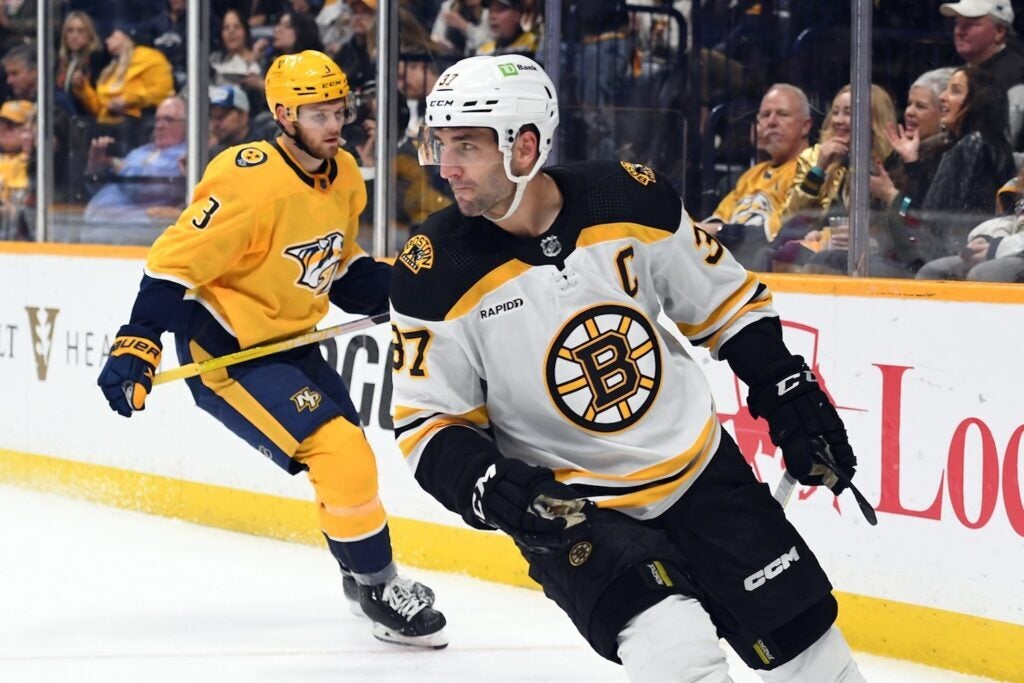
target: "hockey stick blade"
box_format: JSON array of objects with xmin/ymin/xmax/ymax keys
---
[
  {"xmin": 153, "ymin": 312, "xmax": 390, "ymax": 386},
  {"xmin": 815, "ymin": 445, "xmax": 878, "ymax": 526}
]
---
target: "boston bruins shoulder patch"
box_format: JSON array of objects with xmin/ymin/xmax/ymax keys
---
[
  {"xmin": 620, "ymin": 161, "xmax": 656, "ymax": 186},
  {"xmin": 399, "ymin": 234, "xmax": 434, "ymax": 273},
  {"xmin": 236, "ymin": 147, "xmax": 268, "ymax": 167}
]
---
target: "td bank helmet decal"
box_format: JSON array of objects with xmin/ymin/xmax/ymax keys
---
[{"xmin": 546, "ymin": 304, "xmax": 661, "ymax": 432}]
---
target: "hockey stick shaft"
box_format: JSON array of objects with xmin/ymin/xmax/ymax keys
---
[
  {"xmin": 153, "ymin": 312, "xmax": 390, "ymax": 386},
  {"xmin": 773, "ymin": 471, "xmax": 799, "ymax": 507}
]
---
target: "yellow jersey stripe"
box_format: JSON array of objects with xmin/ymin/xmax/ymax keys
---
[
  {"xmin": 676, "ymin": 271, "xmax": 758, "ymax": 337},
  {"xmin": 446, "ymin": 259, "xmax": 532, "ymax": 321},
  {"xmin": 554, "ymin": 415, "xmax": 715, "ymax": 484},
  {"xmin": 575, "ymin": 223, "xmax": 673, "ymax": 248},
  {"xmin": 594, "ymin": 431, "xmax": 715, "ymax": 509},
  {"xmin": 703, "ymin": 295, "xmax": 775, "ymax": 352},
  {"xmin": 397, "ymin": 407, "xmax": 491, "ymax": 457},
  {"xmin": 190, "ymin": 340, "xmax": 299, "ymax": 454}
]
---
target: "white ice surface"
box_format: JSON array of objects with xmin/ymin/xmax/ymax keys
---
[{"xmin": 0, "ymin": 484, "xmax": 996, "ymax": 683}]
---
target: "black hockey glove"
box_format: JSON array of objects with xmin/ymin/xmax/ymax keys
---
[
  {"xmin": 97, "ymin": 324, "xmax": 162, "ymax": 417},
  {"xmin": 747, "ymin": 357, "xmax": 857, "ymax": 495},
  {"xmin": 467, "ymin": 459, "xmax": 590, "ymax": 553}
]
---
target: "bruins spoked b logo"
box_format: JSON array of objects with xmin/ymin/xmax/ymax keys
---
[{"xmin": 546, "ymin": 304, "xmax": 661, "ymax": 432}]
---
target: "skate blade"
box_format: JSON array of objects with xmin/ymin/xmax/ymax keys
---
[
  {"xmin": 371, "ymin": 623, "xmax": 449, "ymax": 650},
  {"xmin": 347, "ymin": 600, "xmax": 367, "ymax": 619}
]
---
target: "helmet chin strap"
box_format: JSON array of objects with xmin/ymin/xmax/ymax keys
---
[
  {"xmin": 486, "ymin": 148, "xmax": 548, "ymax": 222},
  {"xmin": 278, "ymin": 115, "xmax": 323, "ymax": 161}
]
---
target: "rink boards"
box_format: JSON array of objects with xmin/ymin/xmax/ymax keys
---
[{"xmin": 1, "ymin": 243, "xmax": 1022, "ymax": 682}]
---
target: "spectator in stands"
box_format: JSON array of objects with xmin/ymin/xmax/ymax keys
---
[
  {"xmin": 916, "ymin": 169, "xmax": 1024, "ymax": 281},
  {"xmin": 82, "ymin": 95, "xmax": 187, "ymax": 244},
  {"xmin": 700, "ymin": 83, "xmax": 812, "ymax": 269},
  {"xmin": 254, "ymin": 10, "xmax": 323, "ymax": 70},
  {"xmin": 71, "ymin": 22, "xmax": 174, "ymax": 132},
  {"xmin": 3, "ymin": 44, "xmax": 36, "ymax": 101},
  {"xmin": 208, "ymin": 84, "xmax": 255, "ymax": 158},
  {"xmin": 889, "ymin": 66, "xmax": 1016, "ymax": 263},
  {"xmin": 871, "ymin": 68, "xmax": 957, "ymax": 213},
  {"xmin": 146, "ymin": 0, "xmax": 187, "ymax": 89},
  {"xmin": 0, "ymin": 99, "xmax": 33, "ymax": 240},
  {"xmin": 345, "ymin": 79, "xmax": 451, "ymax": 230},
  {"xmin": 210, "ymin": 8, "xmax": 265, "ymax": 110},
  {"xmin": 314, "ymin": 0, "xmax": 352, "ymax": 54},
  {"xmin": 333, "ymin": 0, "xmax": 377, "ymax": 89},
  {"xmin": 431, "ymin": 0, "xmax": 488, "ymax": 56},
  {"xmin": 777, "ymin": 83, "xmax": 906, "ymax": 273},
  {"xmin": 475, "ymin": 0, "xmax": 538, "ymax": 57},
  {"xmin": 939, "ymin": 0, "xmax": 1024, "ymax": 151},
  {"xmin": 57, "ymin": 11, "xmax": 105, "ymax": 116}
]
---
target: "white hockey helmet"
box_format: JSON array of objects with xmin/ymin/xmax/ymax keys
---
[{"xmin": 419, "ymin": 55, "xmax": 559, "ymax": 219}]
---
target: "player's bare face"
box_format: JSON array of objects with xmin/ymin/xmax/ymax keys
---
[
  {"xmin": 435, "ymin": 128, "xmax": 512, "ymax": 217},
  {"xmin": 294, "ymin": 101, "xmax": 349, "ymax": 159}
]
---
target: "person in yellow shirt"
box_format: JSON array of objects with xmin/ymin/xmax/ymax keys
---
[
  {"xmin": 0, "ymin": 99, "xmax": 32, "ymax": 239},
  {"xmin": 701, "ymin": 84, "xmax": 813, "ymax": 270},
  {"xmin": 71, "ymin": 22, "xmax": 174, "ymax": 126},
  {"xmin": 96, "ymin": 51, "xmax": 447, "ymax": 650}
]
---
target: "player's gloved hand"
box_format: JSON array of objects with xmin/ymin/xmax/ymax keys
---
[
  {"xmin": 97, "ymin": 324, "xmax": 162, "ymax": 418},
  {"xmin": 467, "ymin": 459, "xmax": 590, "ymax": 552},
  {"xmin": 747, "ymin": 357, "xmax": 857, "ymax": 495}
]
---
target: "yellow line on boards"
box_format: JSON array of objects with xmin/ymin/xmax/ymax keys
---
[
  {"xmin": 761, "ymin": 272, "xmax": 1024, "ymax": 304},
  {"xmin": 0, "ymin": 447, "xmax": 1020, "ymax": 681},
  {"xmin": 0, "ymin": 241, "xmax": 150, "ymax": 259}
]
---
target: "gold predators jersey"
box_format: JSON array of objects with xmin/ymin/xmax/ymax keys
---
[
  {"xmin": 390, "ymin": 160, "xmax": 778, "ymax": 521},
  {"xmin": 144, "ymin": 139, "xmax": 367, "ymax": 348},
  {"xmin": 710, "ymin": 157, "xmax": 800, "ymax": 241}
]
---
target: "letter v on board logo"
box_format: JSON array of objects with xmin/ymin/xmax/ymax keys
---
[{"xmin": 25, "ymin": 306, "xmax": 59, "ymax": 380}]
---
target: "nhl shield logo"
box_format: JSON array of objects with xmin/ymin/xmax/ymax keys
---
[{"xmin": 540, "ymin": 235, "xmax": 562, "ymax": 258}]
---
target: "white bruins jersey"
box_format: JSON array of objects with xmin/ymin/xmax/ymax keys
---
[{"xmin": 390, "ymin": 161, "xmax": 778, "ymax": 520}]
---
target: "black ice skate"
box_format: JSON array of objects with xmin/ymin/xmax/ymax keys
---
[
  {"xmin": 358, "ymin": 575, "xmax": 448, "ymax": 649},
  {"xmin": 343, "ymin": 573, "xmax": 436, "ymax": 619}
]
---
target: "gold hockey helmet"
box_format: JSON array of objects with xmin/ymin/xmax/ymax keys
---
[{"xmin": 264, "ymin": 50, "xmax": 354, "ymax": 123}]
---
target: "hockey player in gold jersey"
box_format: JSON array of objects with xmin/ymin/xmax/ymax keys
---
[
  {"xmin": 97, "ymin": 51, "xmax": 446, "ymax": 649},
  {"xmin": 392, "ymin": 55, "xmax": 866, "ymax": 680}
]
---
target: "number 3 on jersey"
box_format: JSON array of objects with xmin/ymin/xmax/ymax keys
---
[
  {"xmin": 392, "ymin": 324, "xmax": 432, "ymax": 378},
  {"xmin": 693, "ymin": 224, "xmax": 724, "ymax": 265}
]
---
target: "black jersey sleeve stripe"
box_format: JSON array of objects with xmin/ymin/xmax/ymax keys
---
[
  {"xmin": 689, "ymin": 282, "xmax": 770, "ymax": 347},
  {"xmin": 394, "ymin": 412, "xmax": 440, "ymax": 440}
]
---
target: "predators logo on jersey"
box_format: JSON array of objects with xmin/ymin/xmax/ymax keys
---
[
  {"xmin": 285, "ymin": 231, "xmax": 345, "ymax": 294},
  {"xmin": 399, "ymin": 234, "xmax": 435, "ymax": 273},
  {"xmin": 621, "ymin": 161, "xmax": 656, "ymax": 186},
  {"xmin": 546, "ymin": 304, "xmax": 662, "ymax": 433}
]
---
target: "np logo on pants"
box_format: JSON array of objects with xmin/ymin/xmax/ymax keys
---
[{"xmin": 291, "ymin": 386, "xmax": 322, "ymax": 412}]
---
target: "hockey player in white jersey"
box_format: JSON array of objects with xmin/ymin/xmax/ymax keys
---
[{"xmin": 390, "ymin": 54, "xmax": 866, "ymax": 682}]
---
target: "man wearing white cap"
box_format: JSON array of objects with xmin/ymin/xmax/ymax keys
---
[
  {"xmin": 940, "ymin": 0, "xmax": 1024, "ymax": 150},
  {"xmin": 208, "ymin": 84, "xmax": 254, "ymax": 157}
]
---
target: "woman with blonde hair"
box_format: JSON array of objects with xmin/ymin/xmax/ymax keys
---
[
  {"xmin": 57, "ymin": 11, "xmax": 104, "ymax": 107},
  {"xmin": 772, "ymin": 83, "xmax": 912, "ymax": 274},
  {"xmin": 71, "ymin": 22, "xmax": 174, "ymax": 128},
  {"xmin": 783, "ymin": 83, "xmax": 898, "ymax": 222}
]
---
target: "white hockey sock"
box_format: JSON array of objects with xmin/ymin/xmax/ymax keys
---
[
  {"xmin": 758, "ymin": 625, "xmax": 866, "ymax": 683},
  {"xmin": 617, "ymin": 594, "xmax": 735, "ymax": 683}
]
